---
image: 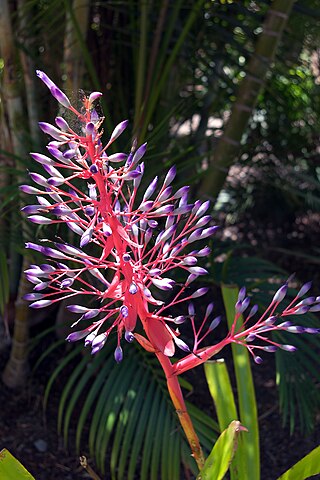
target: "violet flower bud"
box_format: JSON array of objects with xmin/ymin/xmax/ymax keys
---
[
  {"xmin": 272, "ymin": 284, "xmax": 288, "ymax": 303},
  {"xmin": 191, "ymin": 287, "xmax": 209, "ymax": 299},
  {"xmin": 114, "ymin": 346, "xmax": 123, "ymax": 363},
  {"xmin": 163, "ymin": 166, "xmax": 176, "ymax": 187}
]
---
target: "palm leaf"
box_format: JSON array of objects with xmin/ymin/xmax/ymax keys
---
[{"xmin": 37, "ymin": 335, "xmax": 219, "ymax": 479}]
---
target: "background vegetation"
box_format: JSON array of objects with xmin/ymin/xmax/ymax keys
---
[{"xmin": 0, "ymin": 0, "xmax": 320, "ymax": 478}]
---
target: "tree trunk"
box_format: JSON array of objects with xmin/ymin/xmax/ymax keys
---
[
  {"xmin": 63, "ymin": 0, "xmax": 91, "ymax": 94},
  {"xmin": 0, "ymin": 0, "xmax": 32, "ymax": 388},
  {"xmin": 200, "ymin": 0, "xmax": 296, "ymax": 198}
]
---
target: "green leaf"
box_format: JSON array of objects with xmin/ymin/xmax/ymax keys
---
[
  {"xmin": 196, "ymin": 421, "xmax": 246, "ymax": 480},
  {"xmin": 277, "ymin": 445, "xmax": 320, "ymax": 480},
  {"xmin": 222, "ymin": 284, "xmax": 260, "ymax": 480},
  {"xmin": 0, "ymin": 449, "xmax": 35, "ymax": 479}
]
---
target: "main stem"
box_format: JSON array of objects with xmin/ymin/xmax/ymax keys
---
[{"xmin": 155, "ymin": 351, "xmax": 205, "ymax": 470}]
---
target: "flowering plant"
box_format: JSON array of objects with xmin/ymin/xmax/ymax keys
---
[{"xmin": 22, "ymin": 71, "xmax": 320, "ymax": 471}]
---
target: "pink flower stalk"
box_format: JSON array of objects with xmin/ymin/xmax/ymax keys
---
[{"xmin": 23, "ymin": 71, "xmax": 320, "ymax": 370}]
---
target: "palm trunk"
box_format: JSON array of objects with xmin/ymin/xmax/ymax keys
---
[
  {"xmin": 200, "ymin": 0, "xmax": 296, "ymax": 198},
  {"xmin": 63, "ymin": 0, "xmax": 91, "ymax": 94},
  {"xmin": 0, "ymin": 0, "xmax": 32, "ymax": 387}
]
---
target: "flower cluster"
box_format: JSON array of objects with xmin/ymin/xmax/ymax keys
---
[{"xmin": 22, "ymin": 71, "xmax": 319, "ymax": 367}]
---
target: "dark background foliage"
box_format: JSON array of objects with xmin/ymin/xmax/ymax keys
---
[{"xmin": 0, "ymin": 0, "xmax": 320, "ymax": 478}]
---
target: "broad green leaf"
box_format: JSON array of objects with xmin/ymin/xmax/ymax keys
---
[
  {"xmin": 204, "ymin": 359, "xmax": 240, "ymax": 479},
  {"xmin": 222, "ymin": 284, "xmax": 260, "ymax": 480},
  {"xmin": 196, "ymin": 421, "xmax": 246, "ymax": 480},
  {"xmin": 0, "ymin": 449, "xmax": 35, "ymax": 479},
  {"xmin": 277, "ymin": 445, "xmax": 320, "ymax": 480}
]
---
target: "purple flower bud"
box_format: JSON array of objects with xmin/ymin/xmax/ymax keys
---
[
  {"xmin": 196, "ymin": 246, "xmax": 211, "ymax": 257},
  {"xmin": 38, "ymin": 122, "xmax": 67, "ymax": 141},
  {"xmin": 159, "ymin": 186, "xmax": 173, "ymax": 203},
  {"xmin": 238, "ymin": 287, "xmax": 246, "ymax": 302},
  {"xmin": 34, "ymin": 282, "xmax": 49, "ymax": 291},
  {"xmin": 114, "ymin": 346, "xmax": 123, "ymax": 363},
  {"xmin": 303, "ymin": 327, "xmax": 320, "ymax": 334},
  {"xmin": 293, "ymin": 306, "xmax": 309, "ymax": 315},
  {"xmin": 67, "ymin": 305, "xmax": 90, "ymax": 314},
  {"xmin": 82, "ymin": 309, "xmax": 100, "ymax": 320},
  {"xmin": 143, "ymin": 176, "xmax": 158, "ymax": 201},
  {"xmin": 262, "ymin": 345, "xmax": 278, "ymax": 352},
  {"xmin": 89, "ymin": 164, "xmax": 99, "ymax": 174},
  {"xmin": 208, "ymin": 316, "xmax": 221, "ymax": 332},
  {"xmin": 125, "ymin": 331, "xmax": 135, "ymax": 343},
  {"xmin": 47, "ymin": 176, "xmax": 65, "ymax": 186},
  {"xmin": 63, "ymin": 149, "xmax": 76, "ymax": 159},
  {"xmin": 129, "ymin": 282, "xmax": 138, "ymax": 295},
  {"xmin": 30, "ymin": 152, "xmax": 54, "ymax": 165},
  {"xmin": 205, "ymin": 302, "xmax": 214, "ymax": 317},
  {"xmin": 91, "ymin": 333, "xmax": 107, "ymax": 354},
  {"xmin": 30, "ymin": 299, "xmax": 53, "ymax": 308},
  {"xmin": 173, "ymin": 186, "xmax": 189, "ymax": 199},
  {"xmin": 173, "ymin": 316, "xmax": 186, "ymax": 324},
  {"xmin": 188, "ymin": 303, "xmax": 195, "ymax": 316},
  {"xmin": 297, "ymin": 297, "xmax": 315, "ymax": 306},
  {"xmin": 107, "ymin": 120, "xmax": 129, "ymax": 146},
  {"xmin": 120, "ymin": 305, "xmax": 129, "ymax": 317},
  {"xmin": 191, "ymin": 287, "xmax": 209, "ymax": 299},
  {"xmin": 286, "ymin": 326, "xmax": 305, "ymax": 333},
  {"xmin": 187, "ymin": 229, "xmax": 202, "ymax": 244},
  {"xmin": 272, "ymin": 284, "xmax": 288, "ymax": 303},
  {"xmin": 108, "ymin": 153, "xmax": 127, "ymax": 163},
  {"xmin": 25, "ymin": 242, "xmax": 43, "ymax": 252},
  {"xmin": 60, "ymin": 278, "xmax": 74, "ymax": 288},
  {"xmin": 21, "ymin": 205, "xmax": 43, "ymax": 215},
  {"xmin": 248, "ymin": 304, "xmax": 259, "ymax": 318},
  {"xmin": 181, "ymin": 256, "xmax": 197, "ymax": 266},
  {"xmin": 89, "ymin": 91, "xmax": 103, "ymax": 103},
  {"xmin": 28, "ymin": 215, "xmax": 53, "ymax": 225},
  {"xmin": 193, "ymin": 200, "xmax": 210, "ymax": 217},
  {"xmin": 163, "ymin": 166, "xmax": 176, "ymax": 188},
  {"xmin": 149, "ymin": 268, "xmax": 162, "ymax": 277},
  {"xmin": 153, "ymin": 205, "xmax": 174, "ymax": 215},
  {"xmin": 80, "ymin": 227, "xmax": 93, "ymax": 247},
  {"xmin": 201, "ymin": 226, "xmax": 219, "ymax": 239},
  {"xmin": 23, "ymin": 293, "xmax": 44, "ymax": 301},
  {"xmin": 186, "ymin": 274, "xmax": 197, "ymax": 286},
  {"xmin": 238, "ymin": 297, "xmax": 250, "ymax": 313},
  {"xmin": 174, "ymin": 204, "xmax": 194, "ymax": 215},
  {"xmin": 20, "ymin": 185, "xmax": 43, "ymax": 195},
  {"xmin": 148, "ymin": 220, "xmax": 158, "ymax": 228},
  {"xmin": 281, "ymin": 344, "xmax": 297, "ymax": 352},
  {"xmin": 173, "ymin": 336, "xmax": 190, "ymax": 353},
  {"xmin": 187, "ymin": 267, "xmax": 208, "ymax": 276},
  {"xmin": 84, "ymin": 331, "xmax": 97, "ymax": 347},
  {"xmin": 122, "ymin": 253, "xmax": 131, "ymax": 262},
  {"xmin": 84, "ymin": 206, "xmax": 95, "ymax": 217},
  {"xmin": 297, "ymin": 281, "xmax": 312, "ymax": 298},
  {"xmin": 264, "ymin": 316, "xmax": 277, "ymax": 325},
  {"xmin": 195, "ymin": 215, "xmax": 212, "ymax": 228},
  {"xmin": 151, "ymin": 277, "xmax": 175, "ymax": 291},
  {"xmin": 139, "ymin": 200, "xmax": 154, "ymax": 212},
  {"xmin": 36, "ymin": 70, "xmax": 55, "ymax": 88},
  {"xmin": 158, "ymin": 224, "xmax": 177, "ymax": 244},
  {"xmin": 50, "ymin": 86, "xmax": 71, "ymax": 108},
  {"xmin": 55, "ymin": 116, "xmax": 69, "ymax": 131},
  {"xmin": 66, "ymin": 329, "xmax": 89, "ymax": 342},
  {"xmin": 86, "ymin": 122, "xmax": 95, "ymax": 135},
  {"xmin": 131, "ymin": 143, "xmax": 147, "ymax": 167},
  {"xmin": 246, "ymin": 334, "xmax": 256, "ymax": 342},
  {"xmin": 254, "ymin": 355, "xmax": 263, "ymax": 364}
]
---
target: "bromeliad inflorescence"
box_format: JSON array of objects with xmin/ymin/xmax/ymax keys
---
[
  {"xmin": 22, "ymin": 71, "xmax": 320, "ymax": 468},
  {"xmin": 22, "ymin": 71, "xmax": 320, "ymax": 368}
]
